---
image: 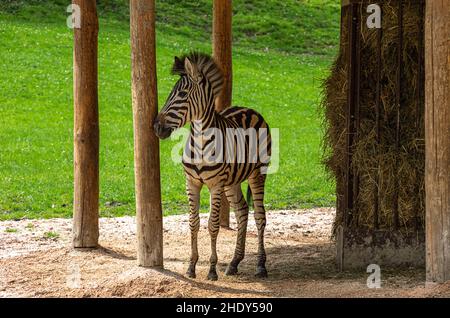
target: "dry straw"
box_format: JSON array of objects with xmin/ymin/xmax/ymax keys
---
[{"xmin": 321, "ymin": 0, "xmax": 425, "ymax": 235}]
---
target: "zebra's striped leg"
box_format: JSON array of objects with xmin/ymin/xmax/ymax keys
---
[
  {"xmin": 248, "ymin": 169, "xmax": 268, "ymax": 278},
  {"xmin": 207, "ymin": 184, "xmax": 224, "ymax": 281},
  {"xmin": 224, "ymin": 185, "xmax": 249, "ymax": 276},
  {"xmin": 186, "ymin": 178, "xmax": 202, "ymax": 279}
]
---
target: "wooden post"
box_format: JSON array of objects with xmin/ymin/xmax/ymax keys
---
[
  {"xmin": 344, "ymin": 2, "xmax": 360, "ymax": 230},
  {"xmin": 393, "ymin": 0, "xmax": 404, "ymax": 230},
  {"xmin": 130, "ymin": 0, "xmax": 163, "ymax": 267},
  {"xmin": 213, "ymin": 0, "xmax": 233, "ymax": 228},
  {"xmin": 425, "ymin": 0, "xmax": 450, "ymax": 284},
  {"xmin": 72, "ymin": 0, "xmax": 99, "ymax": 248},
  {"xmin": 213, "ymin": 0, "xmax": 233, "ymax": 111}
]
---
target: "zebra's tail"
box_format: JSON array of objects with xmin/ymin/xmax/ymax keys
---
[{"xmin": 246, "ymin": 184, "xmax": 253, "ymax": 209}]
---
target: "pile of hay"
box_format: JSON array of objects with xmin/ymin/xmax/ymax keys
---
[{"xmin": 321, "ymin": 0, "xmax": 425, "ymax": 235}]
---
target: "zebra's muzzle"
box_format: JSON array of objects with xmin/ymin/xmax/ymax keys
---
[{"xmin": 153, "ymin": 117, "xmax": 173, "ymax": 140}]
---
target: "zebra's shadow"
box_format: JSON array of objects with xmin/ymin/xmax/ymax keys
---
[
  {"xmin": 228, "ymin": 241, "xmax": 338, "ymax": 282},
  {"xmin": 156, "ymin": 241, "xmax": 338, "ymax": 296},
  {"xmin": 153, "ymin": 267, "xmax": 271, "ymax": 296}
]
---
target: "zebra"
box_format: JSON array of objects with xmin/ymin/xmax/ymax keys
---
[{"xmin": 154, "ymin": 52, "xmax": 271, "ymax": 281}]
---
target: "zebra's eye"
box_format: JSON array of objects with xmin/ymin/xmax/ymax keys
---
[{"xmin": 178, "ymin": 91, "xmax": 188, "ymax": 98}]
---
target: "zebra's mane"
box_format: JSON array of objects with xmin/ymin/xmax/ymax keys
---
[{"xmin": 172, "ymin": 52, "xmax": 224, "ymax": 99}]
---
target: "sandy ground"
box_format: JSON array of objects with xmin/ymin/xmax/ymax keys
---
[{"xmin": 0, "ymin": 208, "xmax": 449, "ymax": 298}]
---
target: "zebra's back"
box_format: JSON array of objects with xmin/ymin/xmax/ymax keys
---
[{"xmin": 183, "ymin": 106, "xmax": 271, "ymax": 187}]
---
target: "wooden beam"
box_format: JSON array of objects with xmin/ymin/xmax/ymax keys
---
[
  {"xmin": 213, "ymin": 0, "xmax": 233, "ymax": 228},
  {"xmin": 72, "ymin": 0, "xmax": 99, "ymax": 248},
  {"xmin": 213, "ymin": 0, "xmax": 233, "ymax": 111},
  {"xmin": 130, "ymin": 0, "xmax": 163, "ymax": 267},
  {"xmin": 344, "ymin": 2, "xmax": 360, "ymax": 229},
  {"xmin": 373, "ymin": 7, "xmax": 383, "ymax": 230},
  {"xmin": 393, "ymin": 0, "xmax": 404, "ymax": 230},
  {"xmin": 425, "ymin": 0, "xmax": 450, "ymax": 284}
]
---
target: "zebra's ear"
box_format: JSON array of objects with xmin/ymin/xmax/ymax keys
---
[
  {"xmin": 172, "ymin": 56, "xmax": 185, "ymax": 76},
  {"xmin": 174, "ymin": 56, "xmax": 182, "ymax": 67},
  {"xmin": 184, "ymin": 57, "xmax": 201, "ymax": 82}
]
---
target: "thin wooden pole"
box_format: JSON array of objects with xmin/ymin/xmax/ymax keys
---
[
  {"xmin": 344, "ymin": 3, "xmax": 359, "ymax": 229},
  {"xmin": 213, "ymin": 0, "xmax": 233, "ymax": 228},
  {"xmin": 72, "ymin": 0, "xmax": 99, "ymax": 248},
  {"xmin": 414, "ymin": 0, "xmax": 425, "ymax": 232},
  {"xmin": 374, "ymin": 10, "xmax": 383, "ymax": 230},
  {"xmin": 425, "ymin": 0, "xmax": 450, "ymax": 284},
  {"xmin": 130, "ymin": 0, "xmax": 163, "ymax": 267},
  {"xmin": 352, "ymin": 3, "xmax": 361, "ymax": 228},
  {"xmin": 393, "ymin": 0, "xmax": 403, "ymax": 230},
  {"xmin": 336, "ymin": 2, "xmax": 350, "ymax": 271}
]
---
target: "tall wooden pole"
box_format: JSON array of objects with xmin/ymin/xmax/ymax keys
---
[
  {"xmin": 130, "ymin": 0, "xmax": 163, "ymax": 267},
  {"xmin": 213, "ymin": 0, "xmax": 233, "ymax": 111},
  {"xmin": 72, "ymin": 0, "xmax": 99, "ymax": 248},
  {"xmin": 425, "ymin": 0, "xmax": 450, "ymax": 284},
  {"xmin": 213, "ymin": 0, "xmax": 233, "ymax": 228}
]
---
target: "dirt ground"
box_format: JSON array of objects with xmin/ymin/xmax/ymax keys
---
[{"xmin": 0, "ymin": 208, "xmax": 449, "ymax": 298}]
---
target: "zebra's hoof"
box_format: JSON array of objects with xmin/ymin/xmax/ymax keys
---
[
  {"xmin": 225, "ymin": 265, "xmax": 238, "ymax": 276},
  {"xmin": 255, "ymin": 267, "xmax": 268, "ymax": 278},
  {"xmin": 207, "ymin": 270, "xmax": 218, "ymax": 281},
  {"xmin": 186, "ymin": 268, "xmax": 196, "ymax": 279}
]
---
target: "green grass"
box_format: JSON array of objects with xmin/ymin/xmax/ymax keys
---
[
  {"xmin": 43, "ymin": 231, "xmax": 60, "ymax": 240},
  {"xmin": 0, "ymin": 0, "xmax": 339, "ymax": 220},
  {"xmin": 25, "ymin": 222, "xmax": 35, "ymax": 230},
  {"xmin": 1, "ymin": 0, "xmax": 340, "ymax": 55}
]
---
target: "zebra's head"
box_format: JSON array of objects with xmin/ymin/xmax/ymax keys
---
[{"xmin": 154, "ymin": 52, "xmax": 224, "ymax": 139}]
